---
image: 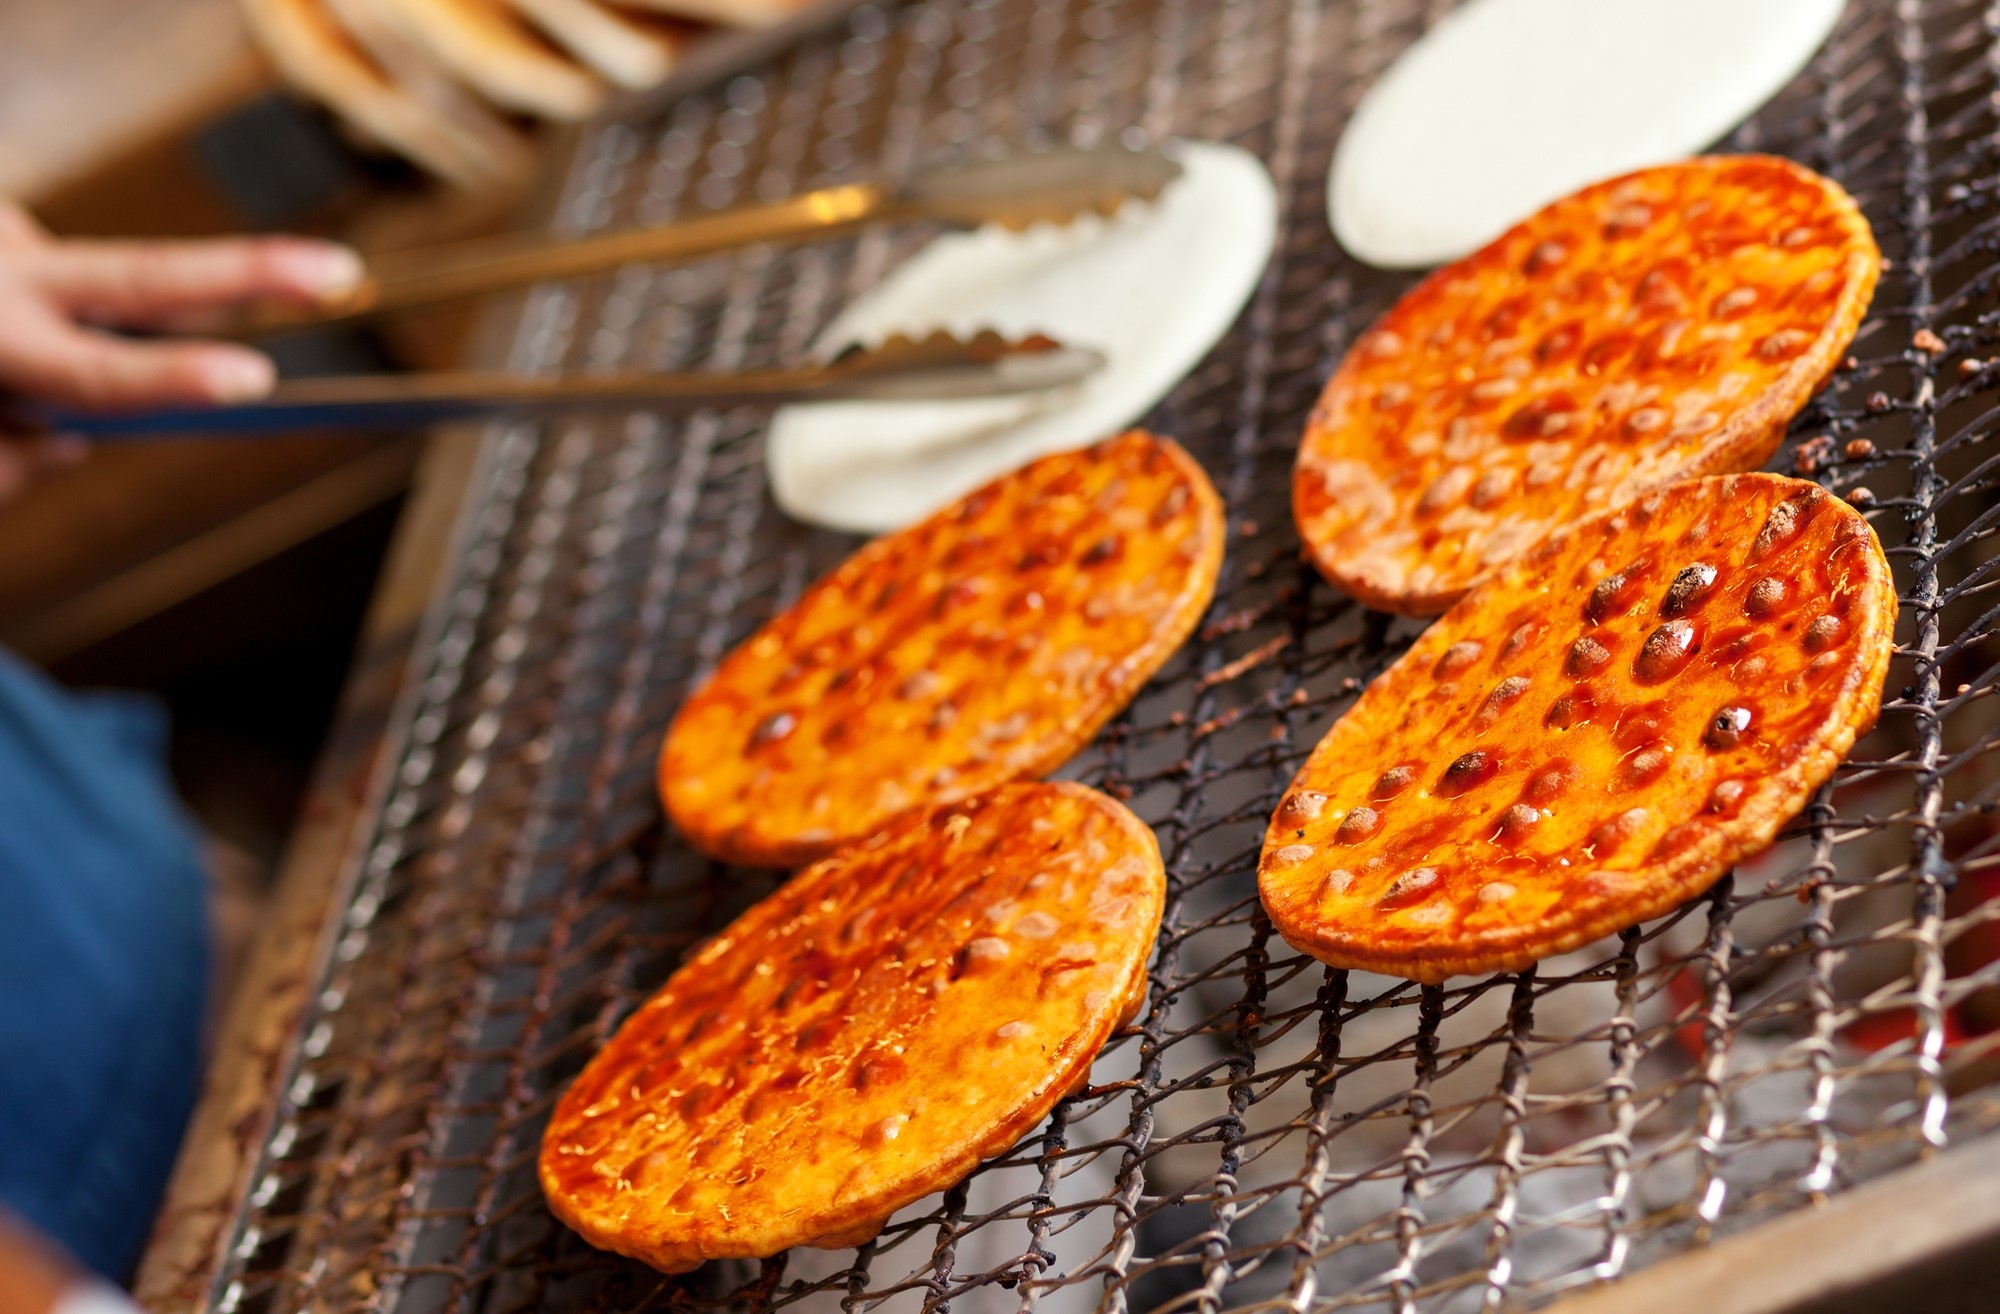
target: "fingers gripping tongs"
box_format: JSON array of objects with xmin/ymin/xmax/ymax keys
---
[{"xmin": 39, "ymin": 144, "xmax": 1180, "ymax": 439}]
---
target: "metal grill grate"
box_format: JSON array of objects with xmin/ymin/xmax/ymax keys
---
[{"xmin": 195, "ymin": 2, "xmax": 2000, "ymax": 1311}]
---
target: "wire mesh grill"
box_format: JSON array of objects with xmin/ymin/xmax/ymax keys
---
[{"xmin": 197, "ymin": 1, "xmax": 2000, "ymax": 1311}]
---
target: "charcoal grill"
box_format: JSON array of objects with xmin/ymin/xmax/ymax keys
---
[{"xmin": 136, "ymin": 1, "xmax": 2000, "ymax": 1310}]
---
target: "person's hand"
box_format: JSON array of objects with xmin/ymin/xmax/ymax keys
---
[{"xmin": 0, "ymin": 201, "xmax": 364, "ymax": 499}]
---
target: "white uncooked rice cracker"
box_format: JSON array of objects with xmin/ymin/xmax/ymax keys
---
[
  {"xmin": 765, "ymin": 140, "xmax": 1277, "ymax": 534},
  {"xmin": 1329, "ymin": 0, "xmax": 1845, "ymax": 268}
]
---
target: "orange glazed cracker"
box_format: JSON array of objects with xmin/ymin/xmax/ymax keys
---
[
  {"xmin": 1296, "ymin": 155, "xmax": 1880, "ymax": 616},
  {"xmin": 540, "ymin": 781, "xmax": 1164, "ymax": 1272},
  {"xmin": 1261, "ymin": 474, "xmax": 1895, "ymax": 983},
  {"xmin": 661, "ymin": 430, "xmax": 1222, "ymax": 867}
]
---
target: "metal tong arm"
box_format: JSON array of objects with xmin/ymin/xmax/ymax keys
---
[
  {"xmin": 41, "ymin": 332, "xmax": 1103, "ymax": 439},
  {"xmin": 283, "ymin": 181, "xmax": 901, "ymax": 330},
  {"xmin": 228, "ymin": 144, "xmax": 1181, "ymax": 334}
]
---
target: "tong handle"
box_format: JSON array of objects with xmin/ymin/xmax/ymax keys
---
[
  {"xmin": 48, "ymin": 368, "xmax": 848, "ymax": 436},
  {"xmin": 231, "ymin": 181, "xmax": 899, "ymax": 334}
]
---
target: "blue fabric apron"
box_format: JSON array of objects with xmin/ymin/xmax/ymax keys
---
[{"xmin": 0, "ymin": 650, "xmax": 208, "ymax": 1280}]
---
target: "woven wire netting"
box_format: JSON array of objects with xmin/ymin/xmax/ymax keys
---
[{"xmin": 200, "ymin": 1, "xmax": 2000, "ymax": 1311}]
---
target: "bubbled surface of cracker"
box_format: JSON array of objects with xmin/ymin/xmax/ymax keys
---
[
  {"xmin": 539, "ymin": 781, "xmax": 1165, "ymax": 1273},
  {"xmin": 1262, "ymin": 474, "xmax": 1896, "ymax": 984},
  {"xmin": 661, "ymin": 430, "xmax": 1223, "ymax": 867},
  {"xmin": 1295, "ymin": 155, "xmax": 1880, "ymax": 616}
]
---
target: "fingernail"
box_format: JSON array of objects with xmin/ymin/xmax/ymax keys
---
[
  {"xmin": 206, "ymin": 350, "xmax": 276, "ymax": 402},
  {"xmin": 293, "ymin": 243, "xmax": 367, "ymax": 295}
]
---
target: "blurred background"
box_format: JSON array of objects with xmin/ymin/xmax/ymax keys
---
[{"xmin": 0, "ymin": 0, "xmax": 791, "ymax": 990}]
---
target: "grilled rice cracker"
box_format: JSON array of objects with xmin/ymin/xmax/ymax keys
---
[
  {"xmin": 661, "ymin": 430, "xmax": 1223, "ymax": 867},
  {"xmin": 503, "ymin": 0, "xmax": 693, "ymax": 89},
  {"xmin": 540, "ymin": 781, "xmax": 1165, "ymax": 1272},
  {"xmin": 371, "ymin": 0, "xmax": 607, "ymax": 120},
  {"xmin": 1262, "ymin": 473, "xmax": 1895, "ymax": 984},
  {"xmin": 245, "ymin": 0, "xmax": 534, "ymax": 188},
  {"xmin": 1295, "ymin": 155, "xmax": 1879, "ymax": 616}
]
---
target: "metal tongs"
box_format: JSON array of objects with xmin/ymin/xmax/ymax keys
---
[{"xmin": 44, "ymin": 144, "xmax": 1178, "ymax": 439}]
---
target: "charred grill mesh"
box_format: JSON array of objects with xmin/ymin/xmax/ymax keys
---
[{"xmin": 197, "ymin": 2, "xmax": 2000, "ymax": 1311}]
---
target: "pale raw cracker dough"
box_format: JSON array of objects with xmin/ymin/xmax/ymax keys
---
[
  {"xmin": 503, "ymin": 0, "xmax": 688, "ymax": 89},
  {"xmin": 1330, "ymin": 0, "xmax": 1844, "ymax": 268},
  {"xmin": 368, "ymin": 0, "xmax": 607, "ymax": 121},
  {"xmin": 615, "ymin": 0, "xmax": 797, "ymax": 26},
  {"xmin": 248, "ymin": 0, "xmax": 535, "ymax": 188},
  {"xmin": 765, "ymin": 140, "xmax": 1276, "ymax": 534}
]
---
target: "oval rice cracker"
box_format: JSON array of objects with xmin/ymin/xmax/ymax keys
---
[
  {"xmin": 1295, "ymin": 155, "xmax": 1879, "ymax": 616},
  {"xmin": 661, "ymin": 430, "xmax": 1222, "ymax": 867},
  {"xmin": 1262, "ymin": 473, "xmax": 1895, "ymax": 984},
  {"xmin": 540, "ymin": 781, "xmax": 1165, "ymax": 1272}
]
